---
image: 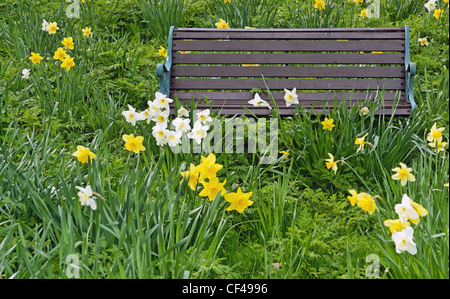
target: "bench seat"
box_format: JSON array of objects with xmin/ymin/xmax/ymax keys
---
[{"xmin": 157, "ymin": 26, "xmax": 416, "ymax": 116}]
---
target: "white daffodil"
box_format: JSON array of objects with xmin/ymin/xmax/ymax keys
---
[
  {"xmin": 187, "ymin": 121, "xmax": 209, "ymax": 144},
  {"xmin": 172, "ymin": 117, "xmax": 191, "ymax": 133},
  {"xmin": 154, "ymin": 92, "xmax": 173, "ymax": 110},
  {"xmin": 122, "ymin": 104, "xmax": 144, "ymax": 126},
  {"xmin": 21, "ymin": 68, "xmax": 31, "ymax": 79},
  {"xmin": 196, "ymin": 109, "xmax": 213, "ymax": 124},
  {"xmin": 166, "ymin": 130, "xmax": 182, "ymax": 147},
  {"xmin": 392, "ymin": 226, "xmax": 417, "ymax": 255},
  {"xmin": 284, "ymin": 88, "xmax": 299, "ymax": 107},
  {"xmin": 140, "ymin": 109, "xmax": 153, "ymax": 124},
  {"xmin": 154, "ymin": 108, "xmax": 170, "ymax": 126},
  {"xmin": 177, "ymin": 107, "xmax": 189, "ymax": 117},
  {"xmin": 41, "ymin": 19, "xmax": 50, "ymax": 32},
  {"xmin": 152, "ymin": 123, "xmax": 169, "ymax": 146},
  {"xmin": 395, "ymin": 194, "xmax": 419, "ymax": 224},
  {"xmin": 147, "ymin": 100, "xmax": 160, "ymax": 117},
  {"xmin": 248, "ymin": 93, "xmax": 271, "ymax": 109},
  {"xmin": 418, "ymin": 37, "xmax": 429, "ymax": 46},
  {"xmin": 424, "ymin": 0, "xmax": 437, "ymax": 12},
  {"xmin": 75, "ymin": 185, "xmax": 97, "ymax": 210}
]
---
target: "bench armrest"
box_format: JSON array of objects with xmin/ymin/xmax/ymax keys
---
[{"xmin": 156, "ymin": 26, "xmax": 175, "ymax": 97}]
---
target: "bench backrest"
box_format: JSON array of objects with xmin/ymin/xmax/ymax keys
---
[{"xmin": 159, "ymin": 26, "xmax": 415, "ymax": 116}]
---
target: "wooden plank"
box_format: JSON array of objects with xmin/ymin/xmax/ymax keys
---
[
  {"xmin": 172, "ymin": 91, "xmax": 406, "ymax": 102},
  {"xmin": 172, "ymin": 40, "xmax": 405, "ymax": 52},
  {"xmin": 207, "ymin": 107, "xmax": 413, "ymax": 116},
  {"xmin": 171, "ymin": 66, "xmax": 405, "ymax": 78},
  {"xmin": 172, "ymin": 53, "xmax": 405, "ymax": 65},
  {"xmin": 170, "ymin": 78, "xmax": 405, "ymax": 91}
]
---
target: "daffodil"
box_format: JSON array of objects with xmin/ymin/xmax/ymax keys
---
[
  {"xmin": 154, "ymin": 92, "xmax": 173, "ymax": 109},
  {"xmin": 391, "ymin": 163, "xmax": 415, "ymax": 186},
  {"xmin": 433, "ymin": 8, "xmax": 442, "ymax": 19},
  {"xmin": 392, "ymin": 227, "xmax": 417, "ymax": 255},
  {"xmin": 76, "ymin": 185, "xmax": 97, "ymax": 210},
  {"xmin": 395, "ymin": 194, "xmax": 427, "ymax": 225},
  {"xmin": 355, "ymin": 133, "xmax": 368, "ymax": 152},
  {"xmin": 325, "ymin": 153, "xmax": 338, "ymax": 174},
  {"xmin": 152, "ymin": 123, "xmax": 169, "ymax": 146},
  {"xmin": 224, "ymin": 0, "xmax": 231, "ymax": 3},
  {"xmin": 46, "ymin": 22, "xmax": 59, "ymax": 34},
  {"xmin": 347, "ymin": 190, "xmax": 358, "ymax": 206},
  {"xmin": 180, "ymin": 163, "xmax": 201, "ymax": 191},
  {"xmin": 61, "ymin": 37, "xmax": 75, "ymax": 50},
  {"xmin": 428, "ymin": 139, "xmax": 448, "ymax": 153},
  {"xmin": 72, "ymin": 145, "xmax": 97, "ymax": 163},
  {"xmin": 154, "ymin": 108, "xmax": 170, "ymax": 126},
  {"xmin": 225, "ymin": 187, "xmax": 253, "ymax": 213},
  {"xmin": 215, "ymin": 18, "xmax": 230, "ymax": 29},
  {"xmin": 353, "ymin": 0, "xmax": 363, "ymax": 3},
  {"xmin": 122, "ymin": 134, "xmax": 146, "ymax": 154},
  {"xmin": 424, "ymin": 0, "xmax": 437, "ymax": 12},
  {"xmin": 42, "ymin": 19, "xmax": 50, "ymax": 32},
  {"xmin": 248, "ymin": 93, "xmax": 271, "ymax": 109},
  {"xmin": 61, "ymin": 55, "xmax": 75, "ymax": 71},
  {"xmin": 166, "ymin": 130, "xmax": 182, "ymax": 147},
  {"xmin": 360, "ymin": 107, "xmax": 370, "ymax": 115},
  {"xmin": 187, "ymin": 121, "xmax": 209, "ymax": 144},
  {"xmin": 284, "ymin": 88, "xmax": 299, "ymax": 107},
  {"xmin": 172, "ymin": 117, "xmax": 191, "ymax": 133},
  {"xmin": 82, "ymin": 27, "xmax": 93, "ymax": 37},
  {"xmin": 177, "ymin": 107, "xmax": 189, "ymax": 117},
  {"xmin": 426, "ymin": 123, "xmax": 444, "ymax": 143},
  {"xmin": 196, "ymin": 153, "xmax": 223, "ymax": 180},
  {"xmin": 279, "ymin": 151, "xmax": 290, "ymax": 160},
  {"xmin": 196, "ymin": 109, "xmax": 213, "ymax": 124},
  {"xmin": 53, "ymin": 47, "xmax": 67, "ymax": 61},
  {"xmin": 384, "ymin": 219, "xmax": 411, "ymax": 234},
  {"xmin": 314, "ymin": 0, "xmax": 326, "ymax": 10},
  {"xmin": 359, "ymin": 8, "xmax": 368, "ymax": 18},
  {"xmin": 321, "ymin": 118, "xmax": 335, "ymax": 131},
  {"xmin": 199, "ymin": 177, "xmax": 227, "ymax": 201},
  {"xmin": 356, "ymin": 192, "xmax": 378, "ymax": 215},
  {"xmin": 29, "ymin": 52, "xmax": 43, "ymax": 64},
  {"xmin": 122, "ymin": 105, "xmax": 144, "ymax": 126},
  {"xmin": 158, "ymin": 46, "xmax": 168, "ymax": 58},
  {"xmin": 418, "ymin": 37, "xmax": 429, "ymax": 46},
  {"xmin": 21, "ymin": 69, "xmax": 31, "ymax": 79}
]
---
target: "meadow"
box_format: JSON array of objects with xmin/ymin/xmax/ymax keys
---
[{"xmin": 0, "ymin": 0, "xmax": 448, "ymax": 279}]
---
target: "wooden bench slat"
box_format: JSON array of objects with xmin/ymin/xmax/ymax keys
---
[
  {"xmin": 172, "ymin": 91, "xmax": 405, "ymax": 102},
  {"xmin": 171, "ymin": 66, "xmax": 405, "ymax": 78},
  {"xmin": 172, "ymin": 40, "xmax": 405, "ymax": 52},
  {"xmin": 172, "ymin": 53, "xmax": 405, "ymax": 65},
  {"xmin": 171, "ymin": 78, "xmax": 405, "ymax": 91}
]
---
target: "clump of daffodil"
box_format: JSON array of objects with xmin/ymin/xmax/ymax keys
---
[
  {"xmin": 321, "ymin": 117, "xmax": 335, "ymax": 131},
  {"xmin": 122, "ymin": 134, "xmax": 146, "ymax": 154},
  {"xmin": 215, "ymin": 18, "xmax": 230, "ymax": 29},
  {"xmin": 225, "ymin": 187, "xmax": 253, "ymax": 213},
  {"xmin": 72, "ymin": 145, "xmax": 96, "ymax": 164},
  {"xmin": 391, "ymin": 162, "xmax": 415, "ymax": 186}
]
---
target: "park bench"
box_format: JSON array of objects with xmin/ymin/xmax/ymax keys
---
[{"xmin": 157, "ymin": 26, "xmax": 416, "ymax": 116}]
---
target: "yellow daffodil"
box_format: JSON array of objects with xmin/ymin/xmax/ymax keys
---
[
  {"xmin": 215, "ymin": 18, "xmax": 230, "ymax": 29},
  {"xmin": 180, "ymin": 163, "xmax": 201, "ymax": 191},
  {"xmin": 353, "ymin": 0, "xmax": 363, "ymax": 3},
  {"xmin": 122, "ymin": 134, "xmax": 146, "ymax": 154},
  {"xmin": 427, "ymin": 123, "xmax": 444, "ymax": 143},
  {"xmin": 82, "ymin": 27, "xmax": 92, "ymax": 37},
  {"xmin": 325, "ymin": 153, "xmax": 338, "ymax": 174},
  {"xmin": 224, "ymin": 0, "xmax": 231, "ymax": 3},
  {"xmin": 72, "ymin": 145, "xmax": 96, "ymax": 163},
  {"xmin": 225, "ymin": 187, "xmax": 253, "ymax": 213},
  {"xmin": 61, "ymin": 55, "xmax": 75, "ymax": 71},
  {"xmin": 391, "ymin": 162, "xmax": 415, "ymax": 186},
  {"xmin": 355, "ymin": 133, "xmax": 369, "ymax": 152},
  {"xmin": 356, "ymin": 192, "xmax": 378, "ymax": 215},
  {"xmin": 384, "ymin": 219, "xmax": 411, "ymax": 234},
  {"xmin": 314, "ymin": 0, "xmax": 326, "ymax": 10},
  {"xmin": 46, "ymin": 22, "xmax": 59, "ymax": 34},
  {"xmin": 158, "ymin": 46, "xmax": 168, "ymax": 58},
  {"xmin": 321, "ymin": 117, "xmax": 335, "ymax": 131},
  {"xmin": 199, "ymin": 177, "xmax": 227, "ymax": 201},
  {"xmin": 279, "ymin": 151, "xmax": 290, "ymax": 160},
  {"xmin": 360, "ymin": 107, "xmax": 370, "ymax": 115},
  {"xmin": 429, "ymin": 139, "xmax": 448, "ymax": 153},
  {"xmin": 359, "ymin": 8, "xmax": 369, "ymax": 18},
  {"xmin": 444, "ymin": 182, "xmax": 449, "ymax": 191},
  {"xmin": 53, "ymin": 47, "xmax": 67, "ymax": 61},
  {"xmin": 61, "ymin": 37, "xmax": 75, "ymax": 50},
  {"xmin": 347, "ymin": 190, "xmax": 358, "ymax": 206},
  {"xmin": 196, "ymin": 153, "xmax": 223, "ymax": 180},
  {"xmin": 29, "ymin": 52, "xmax": 43, "ymax": 64},
  {"xmin": 433, "ymin": 8, "xmax": 442, "ymax": 19}
]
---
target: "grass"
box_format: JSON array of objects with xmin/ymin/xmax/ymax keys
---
[{"xmin": 0, "ymin": 0, "xmax": 448, "ymax": 279}]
